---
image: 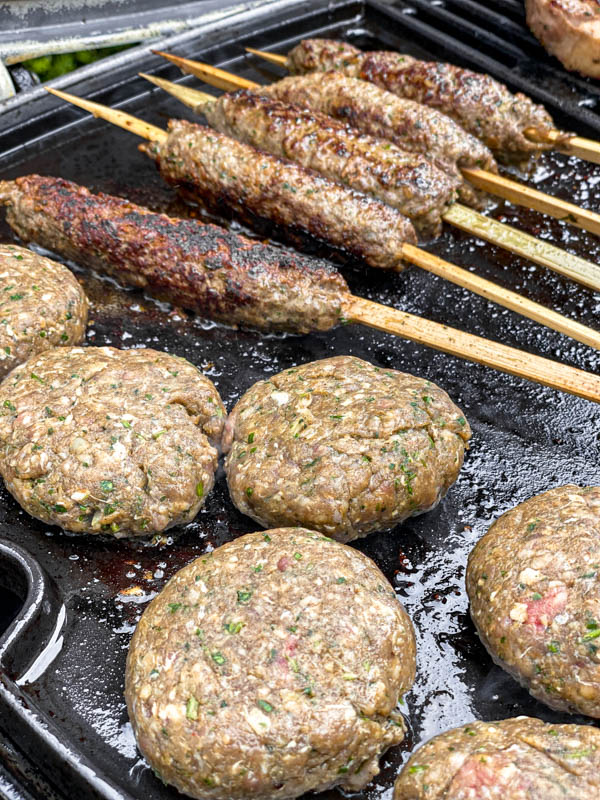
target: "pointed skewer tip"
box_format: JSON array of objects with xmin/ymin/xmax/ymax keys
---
[{"xmin": 244, "ymin": 47, "xmax": 287, "ymax": 66}]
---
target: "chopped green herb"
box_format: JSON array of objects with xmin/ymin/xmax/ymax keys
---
[
  {"xmin": 224, "ymin": 621, "xmax": 244, "ymax": 634},
  {"xmin": 186, "ymin": 696, "xmax": 199, "ymax": 720},
  {"xmin": 257, "ymin": 699, "xmax": 274, "ymax": 713},
  {"xmin": 100, "ymin": 480, "xmax": 114, "ymax": 493}
]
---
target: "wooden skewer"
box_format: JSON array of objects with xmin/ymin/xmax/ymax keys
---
[
  {"xmin": 245, "ymin": 47, "xmax": 600, "ymax": 169},
  {"xmin": 141, "ymin": 70, "xmax": 600, "ymax": 294},
  {"xmin": 156, "ymin": 52, "xmax": 600, "ymax": 240},
  {"xmin": 525, "ymin": 128, "xmax": 600, "ymax": 168},
  {"xmin": 346, "ymin": 296, "xmax": 600, "ymax": 405},
  {"xmin": 245, "ymin": 47, "xmax": 286, "ymax": 66},
  {"xmin": 46, "ymin": 85, "xmax": 600, "ymax": 362}
]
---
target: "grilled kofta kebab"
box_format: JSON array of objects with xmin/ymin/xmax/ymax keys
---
[
  {"xmin": 223, "ymin": 355, "xmax": 471, "ymax": 542},
  {"xmin": 143, "ymin": 119, "xmax": 419, "ymax": 271},
  {"xmin": 270, "ymin": 38, "xmax": 568, "ymax": 165},
  {"xmin": 4, "ymin": 175, "xmax": 600, "ymax": 402},
  {"xmin": 0, "ymin": 243, "xmax": 88, "ymax": 377},
  {"xmin": 0, "ymin": 175, "xmax": 346, "ymax": 334}
]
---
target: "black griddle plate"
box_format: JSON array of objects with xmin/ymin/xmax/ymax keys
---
[{"xmin": 1, "ymin": 2, "xmax": 600, "ymax": 798}]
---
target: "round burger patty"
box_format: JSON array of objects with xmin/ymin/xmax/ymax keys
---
[
  {"xmin": 126, "ymin": 527, "xmax": 416, "ymax": 799},
  {"xmin": 394, "ymin": 716, "xmax": 600, "ymax": 799},
  {"xmin": 223, "ymin": 356, "xmax": 470, "ymax": 542},
  {"xmin": 467, "ymin": 485, "xmax": 600, "ymax": 717},
  {"xmin": 0, "ymin": 346, "xmax": 225, "ymax": 537},
  {"xmin": 0, "ymin": 244, "xmax": 88, "ymax": 378}
]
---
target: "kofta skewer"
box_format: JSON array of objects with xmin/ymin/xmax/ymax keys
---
[
  {"xmin": 3, "ymin": 171, "xmax": 600, "ymax": 403},
  {"xmin": 246, "ymin": 41, "xmax": 600, "ymax": 168},
  {"xmin": 139, "ymin": 75, "xmax": 600, "ymax": 291},
  {"xmin": 47, "ymin": 86, "xmax": 600, "ymax": 349},
  {"xmin": 156, "ymin": 54, "xmax": 600, "ymax": 239}
]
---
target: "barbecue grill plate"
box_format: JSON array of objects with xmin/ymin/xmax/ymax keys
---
[{"xmin": 1, "ymin": 1, "xmax": 600, "ymax": 798}]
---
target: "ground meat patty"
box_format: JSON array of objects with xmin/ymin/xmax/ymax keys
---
[
  {"xmin": 126, "ymin": 527, "xmax": 416, "ymax": 799},
  {"xmin": 223, "ymin": 356, "xmax": 471, "ymax": 542},
  {"xmin": 467, "ymin": 485, "xmax": 600, "ymax": 717},
  {"xmin": 394, "ymin": 716, "xmax": 600, "ymax": 799},
  {"xmin": 0, "ymin": 243, "xmax": 88, "ymax": 378},
  {"xmin": 0, "ymin": 346, "xmax": 225, "ymax": 538}
]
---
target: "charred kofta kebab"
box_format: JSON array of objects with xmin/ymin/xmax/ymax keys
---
[
  {"xmin": 45, "ymin": 87, "xmax": 600, "ymax": 348},
  {"xmin": 6, "ymin": 175, "xmax": 600, "ymax": 403},
  {"xmin": 151, "ymin": 53, "xmax": 600, "ymax": 239},
  {"xmin": 248, "ymin": 37, "xmax": 600, "ymax": 167}
]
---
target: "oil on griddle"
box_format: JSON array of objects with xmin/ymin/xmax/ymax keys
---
[{"xmin": 1, "ymin": 4, "xmax": 600, "ymax": 800}]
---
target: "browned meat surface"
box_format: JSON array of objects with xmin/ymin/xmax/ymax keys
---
[
  {"xmin": 467, "ymin": 485, "xmax": 600, "ymax": 717},
  {"xmin": 0, "ymin": 346, "xmax": 225, "ymax": 538},
  {"xmin": 260, "ymin": 71, "xmax": 497, "ymax": 208},
  {"xmin": 202, "ymin": 90, "xmax": 459, "ymax": 237},
  {"xmin": 0, "ymin": 244, "xmax": 88, "ymax": 378},
  {"xmin": 394, "ymin": 717, "xmax": 600, "ymax": 799},
  {"xmin": 0, "ymin": 176, "xmax": 348, "ymax": 335},
  {"xmin": 527, "ymin": 0, "xmax": 600, "ymax": 79},
  {"xmin": 287, "ymin": 38, "xmax": 566, "ymax": 165},
  {"xmin": 223, "ymin": 356, "xmax": 471, "ymax": 542},
  {"xmin": 126, "ymin": 527, "xmax": 416, "ymax": 799},
  {"xmin": 144, "ymin": 119, "xmax": 417, "ymax": 270}
]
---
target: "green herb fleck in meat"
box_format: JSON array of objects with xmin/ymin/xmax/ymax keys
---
[{"xmin": 186, "ymin": 696, "xmax": 199, "ymax": 720}]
